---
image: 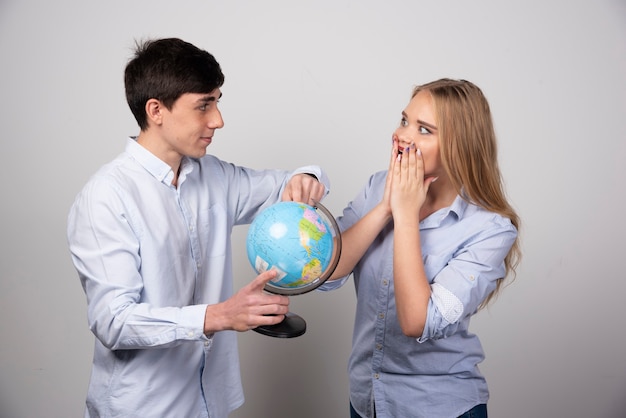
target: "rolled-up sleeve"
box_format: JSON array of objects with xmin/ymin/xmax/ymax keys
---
[{"xmin": 419, "ymin": 222, "xmax": 517, "ymax": 342}]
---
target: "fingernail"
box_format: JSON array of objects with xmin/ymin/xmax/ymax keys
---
[
  {"xmin": 432, "ymin": 176, "xmax": 439, "ymax": 183},
  {"xmin": 417, "ymin": 147, "xmax": 422, "ymax": 156}
]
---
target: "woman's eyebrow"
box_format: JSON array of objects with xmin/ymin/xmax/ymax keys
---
[{"xmin": 418, "ymin": 119, "xmax": 438, "ymax": 131}]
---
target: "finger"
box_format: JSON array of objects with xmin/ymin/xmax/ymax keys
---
[
  {"xmin": 281, "ymin": 176, "xmax": 300, "ymax": 202},
  {"xmin": 424, "ymin": 176, "xmax": 439, "ymax": 192},
  {"xmin": 310, "ymin": 182, "xmax": 326, "ymax": 203},
  {"xmin": 281, "ymin": 185, "xmax": 298, "ymax": 202},
  {"xmin": 399, "ymin": 144, "xmax": 411, "ymax": 180},
  {"xmin": 408, "ymin": 143, "xmax": 419, "ymax": 179},
  {"xmin": 282, "ymin": 175, "xmax": 321, "ymax": 204},
  {"xmin": 390, "ymin": 137, "xmax": 401, "ymax": 166},
  {"xmin": 249, "ymin": 269, "xmax": 278, "ymax": 291},
  {"xmin": 394, "ymin": 143, "xmax": 404, "ymax": 172},
  {"xmin": 303, "ymin": 182, "xmax": 324, "ymax": 206},
  {"xmin": 259, "ymin": 294, "xmax": 290, "ymax": 309},
  {"xmin": 386, "ymin": 139, "xmax": 398, "ymax": 184},
  {"xmin": 256, "ymin": 313, "xmax": 286, "ymax": 326},
  {"xmin": 297, "ymin": 178, "xmax": 312, "ymax": 203},
  {"xmin": 412, "ymin": 145, "xmax": 426, "ymax": 180},
  {"xmin": 250, "ymin": 272, "xmax": 290, "ymax": 306}
]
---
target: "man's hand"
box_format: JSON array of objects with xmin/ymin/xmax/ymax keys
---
[
  {"xmin": 281, "ymin": 173, "xmax": 326, "ymax": 205},
  {"xmin": 204, "ymin": 270, "xmax": 290, "ymax": 334}
]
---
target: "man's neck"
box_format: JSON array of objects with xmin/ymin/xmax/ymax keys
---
[{"xmin": 136, "ymin": 132, "xmax": 182, "ymax": 184}]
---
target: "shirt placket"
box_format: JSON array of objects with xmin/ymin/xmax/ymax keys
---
[
  {"xmin": 175, "ymin": 186, "xmax": 202, "ymax": 301},
  {"xmin": 371, "ymin": 241, "xmax": 393, "ymax": 417}
]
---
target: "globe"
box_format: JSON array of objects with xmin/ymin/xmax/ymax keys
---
[
  {"xmin": 246, "ymin": 201, "xmax": 342, "ymax": 337},
  {"xmin": 247, "ymin": 201, "xmax": 339, "ymax": 295}
]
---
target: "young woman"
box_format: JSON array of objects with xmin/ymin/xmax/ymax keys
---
[{"xmin": 324, "ymin": 79, "xmax": 521, "ymax": 418}]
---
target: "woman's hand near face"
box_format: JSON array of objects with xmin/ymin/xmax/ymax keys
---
[
  {"xmin": 389, "ymin": 141, "xmax": 435, "ymax": 223},
  {"xmin": 389, "ymin": 140, "xmax": 436, "ymax": 337},
  {"xmin": 376, "ymin": 138, "xmax": 399, "ymax": 217}
]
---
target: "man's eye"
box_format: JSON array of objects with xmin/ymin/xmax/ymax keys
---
[{"xmin": 199, "ymin": 104, "xmax": 207, "ymax": 111}]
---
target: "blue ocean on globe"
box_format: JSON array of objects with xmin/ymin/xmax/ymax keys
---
[{"xmin": 246, "ymin": 201, "xmax": 334, "ymax": 289}]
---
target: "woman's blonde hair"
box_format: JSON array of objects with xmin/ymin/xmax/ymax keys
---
[{"xmin": 413, "ymin": 78, "xmax": 521, "ymax": 307}]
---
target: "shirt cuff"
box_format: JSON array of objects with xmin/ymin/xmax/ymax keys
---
[{"xmin": 178, "ymin": 304, "xmax": 211, "ymax": 341}]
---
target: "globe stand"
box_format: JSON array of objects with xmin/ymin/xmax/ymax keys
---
[
  {"xmin": 253, "ymin": 312, "xmax": 306, "ymax": 338},
  {"xmin": 248, "ymin": 200, "xmax": 342, "ymax": 339}
]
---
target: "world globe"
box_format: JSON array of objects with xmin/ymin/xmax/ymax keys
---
[{"xmin": 246, "ymin": 200, "xmax": 341, "ymax": 337}]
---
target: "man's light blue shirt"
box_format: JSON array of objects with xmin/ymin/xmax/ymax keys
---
[
  {"xmin": 320, "ymin": 170, "xmax": 517, "ymax": 418},
  {"xmin": 67, "ymin": 138, "xmax": 329, "ymax": 418}
]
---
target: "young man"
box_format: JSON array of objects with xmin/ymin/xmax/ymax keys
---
[{"xmin": 67, "ymin": 38, "xmax": 329, "ymax": 418}]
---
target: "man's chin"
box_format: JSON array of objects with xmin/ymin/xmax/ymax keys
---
[{"xmin": 188, "ymin": 148, "xmax": 208, "ymax": 159}]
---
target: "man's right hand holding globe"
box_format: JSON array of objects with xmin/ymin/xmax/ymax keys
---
[{"xmin": 203, "ymin": 269, "xmax": 290, "ymax": 333}]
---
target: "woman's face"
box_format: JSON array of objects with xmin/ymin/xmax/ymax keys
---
[{"xmin": 393, "ymin": 90, "xmax": 443, "ymax": 179}]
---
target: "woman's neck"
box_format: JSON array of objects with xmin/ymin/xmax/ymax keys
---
[{"xmin": 419, "ymin": 179, "xmax": 457, "ymax": 221}]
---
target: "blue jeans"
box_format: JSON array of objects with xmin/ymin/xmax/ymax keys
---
[
  {"xmin": 349, "ymin": 403, "xmax": 369, "ymax": 418},
  {"xmin": 458, "ymin": 404, "xmax": 488, "ymax": 418},
  {"xmin": 350, "ymin": 402, "xmax": 487, "ymax": 418}
]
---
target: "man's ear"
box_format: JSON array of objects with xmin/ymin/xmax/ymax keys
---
[{"xmin": 145, "ymin": 98, "xmax": 164, "ymax": 126}]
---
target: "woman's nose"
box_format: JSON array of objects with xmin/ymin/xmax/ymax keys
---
[{"xmin": 394, "ymin": 131, "xmax": 412, "ymax": 148}]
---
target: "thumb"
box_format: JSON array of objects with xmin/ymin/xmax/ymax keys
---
[{"xmin": 425, "ymin": 176, "xmax": 439, "ymax": 189}]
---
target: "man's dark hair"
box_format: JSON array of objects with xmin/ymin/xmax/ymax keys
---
[{"xmin": 124, "ymin": 38, "xmax": 225, "ymax": 130}]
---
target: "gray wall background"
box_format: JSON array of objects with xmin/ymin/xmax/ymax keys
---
[{"xmin": 1, "ymin": 1, "xmax": 625, "ymax": 417}]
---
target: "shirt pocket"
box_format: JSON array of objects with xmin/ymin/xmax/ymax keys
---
[{"xmin": 201, "ymin": 203, "xmax": 229, "ymax": 258}]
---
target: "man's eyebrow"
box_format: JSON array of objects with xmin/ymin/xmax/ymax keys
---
[{"xmin": 198, "ymin": 92, "xmax": 222, "ymax": 102}]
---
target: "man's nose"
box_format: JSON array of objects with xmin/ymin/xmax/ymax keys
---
[{"xmin": 209, "ymin": 109, "xmax": 224, "ymax": 129}]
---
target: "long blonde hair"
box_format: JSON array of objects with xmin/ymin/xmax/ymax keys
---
[{"xmin": 413, "ymin": 79, "xmax": 521, "ymax": 307}]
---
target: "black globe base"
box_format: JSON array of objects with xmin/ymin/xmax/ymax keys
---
[{"xmin": 253, "ymin": 312, "xmax": 306, "ymax": 338}]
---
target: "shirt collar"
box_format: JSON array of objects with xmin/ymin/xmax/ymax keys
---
[
  {"xmin": 420, "ymin": 193, "xmax": 468, "ymax": 229},
  {"xmin": 449, "ymin": 193, "xmax": 468, "ymax": 219},
  {"xmin": 125, "ymin": 137, "xmax": 194, "ymax": 185}
]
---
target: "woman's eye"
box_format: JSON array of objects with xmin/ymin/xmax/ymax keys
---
[
  {"xmin": 400, "ymin": 118, "xmax": 408, "ymax": 127},
  {"xmin": 419, "ymin": 126, "xmax": 431, "ymax": 135}
]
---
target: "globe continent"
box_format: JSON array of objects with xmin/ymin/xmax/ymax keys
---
[{"xmin": 246, "ymin": 201, "xmax": 334, "ymax": 290}]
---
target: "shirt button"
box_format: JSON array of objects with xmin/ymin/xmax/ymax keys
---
[
  {"xmin": 378, "ymin": 313, "xmax": 385, "ymax": 319},
  {"xmin": 376, "ymin": 344, "xmax": 382, "ymax": 350},
  {"xmin": 373, "ymin": 373, "xmax": 380, "ymax": 379},
  {"xmin": 188, "ymin": 331, "xmax": 194, "ymax": 337},
  {"xmin": 469, "ymin": 275, "xmax": 475, "ymax": 281},
  {"xmin": 382, "ymin": 280, "xmax": 388, "ymax": 286}
]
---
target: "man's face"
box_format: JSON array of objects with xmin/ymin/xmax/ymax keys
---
[{"xmin": 159, "ymin": 89, "xmax": 224, "ymax": 160}]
